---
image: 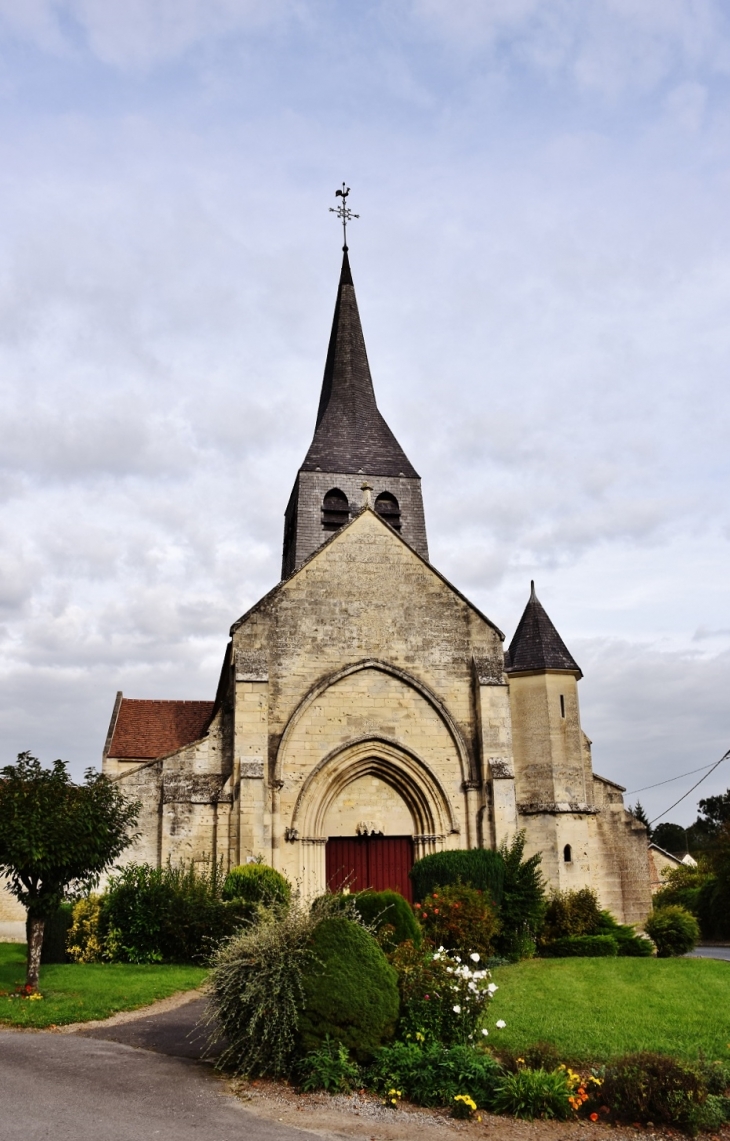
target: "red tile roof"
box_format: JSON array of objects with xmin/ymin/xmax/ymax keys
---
[{"xmin": 108, "ymin": 698, "xmax": 214, "ymax": 760}]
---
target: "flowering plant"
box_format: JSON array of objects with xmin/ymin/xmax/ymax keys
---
[
  {"xmin": 452, "ymin": 1093, "xmax": 478, "ymax": 1119},
  {"xmin": 415, "ymin": 885, "xmax": 499, "ymax": 957},
  {"xmin": 392, "ymin": 940, "xmax": 500, "ymax": 1046}
]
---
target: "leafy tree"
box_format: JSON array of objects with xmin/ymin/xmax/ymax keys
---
[
  {"xmin": 0, "ymin": 752, "xmax": 139, "ymax": 991},
  {"xmin": 651, "ymin": 822, "xmax": 688, "ymax": 855},
  {"xmin": 697, "ymin": 789, "xmax": 730, "ymax": 831}
]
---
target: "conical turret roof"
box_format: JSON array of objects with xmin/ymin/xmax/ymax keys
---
[
  {"xmin": 507, "ymin": 582, "xmax": 582, "ymax": 676},
  {"xmin": 300, "ymin": 250, "xmax": 418, "ymax": 477}
]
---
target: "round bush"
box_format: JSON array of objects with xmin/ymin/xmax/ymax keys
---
[
  {"xmin": 415, "ymin": 884, "xmax": 499, "ymax": 956},
  {"xmin": 644, "ymin": 905, "xmax": 699, "ymax": 957},
  {"xmin": 222, "ymin": 863, "xmax": 291, "ymax": 908},
  {"xmin": 298, "ymin": 916, "xmax": 399, "ymax": 1061},
  {"xmin": 352, "ymin": 890, "xmax": 421, "ymax": 952}
]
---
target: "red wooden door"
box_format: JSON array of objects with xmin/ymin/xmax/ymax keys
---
[{"xmin": 326, "ymin": 836, "xmax": 414, "ymax": 902}]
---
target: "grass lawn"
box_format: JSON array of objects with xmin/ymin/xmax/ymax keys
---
[
  {"xmin": 0, "ymin": 943, "xmax": 207, "ymax": 1029},
  {"xmin": 489, "ymin": 957, "xmax": 730, "ymax": 1064}
]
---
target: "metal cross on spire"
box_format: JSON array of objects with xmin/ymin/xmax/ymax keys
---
[{"xmin": 329, "ymin": 183, "xmax": 359, "ymax": 251}]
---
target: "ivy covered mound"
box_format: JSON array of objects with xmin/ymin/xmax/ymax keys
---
[{"xmin": 298, "ymin": 916, "xmax": 400, "ymax": 1061}]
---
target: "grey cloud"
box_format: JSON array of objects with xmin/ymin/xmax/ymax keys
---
[{"xmin": 576, "ymin": 638, "xmax": 730, "ymax": 825}]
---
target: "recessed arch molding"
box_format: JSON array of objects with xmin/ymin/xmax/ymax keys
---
[{"xmin": 274, "ymin": 657, "xmax": 474, "ymax": 785}]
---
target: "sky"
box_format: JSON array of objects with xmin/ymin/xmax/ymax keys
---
[{"xmin": 0, "ymin": 0, "xmax": 728, "ymax": 826}]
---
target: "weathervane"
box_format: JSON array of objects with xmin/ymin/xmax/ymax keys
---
[{"xmin": 329, "ymin": 183, "xmax": 359, "ymax": 251}]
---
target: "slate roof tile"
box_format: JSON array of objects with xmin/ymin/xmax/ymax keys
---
[
  {"xmin": 507, "ymin": 582, "xmax": 582, "ymax": 676},
  {"xmin": 300, "ymin": 250, "xmax": 418, "ymax": 478}
]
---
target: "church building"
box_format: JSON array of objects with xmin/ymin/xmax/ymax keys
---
[{"xmin": 102, "ymin": 247, "xmax": 652, "ymax": 923}]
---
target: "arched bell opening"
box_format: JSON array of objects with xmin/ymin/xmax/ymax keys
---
[
  {"xmin": 322, "ymin": 488, "xmax": 350, "ymax": 531},
  {"xmin": 375, "ymin": 491, "xmax": 401, "ymax": 531}
]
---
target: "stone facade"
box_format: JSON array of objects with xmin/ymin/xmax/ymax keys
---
[
  {"xmin": 98, "ymin": 246, "xmax": 653, "ymax": 926},
  {"xmin": 104, "ymin": 507, "xmax": 651, "ymax": 923}
]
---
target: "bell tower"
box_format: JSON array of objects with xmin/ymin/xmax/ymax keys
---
[{"xmin": 282, "ymin": 244, "xmax": 428, "ymax": 577}]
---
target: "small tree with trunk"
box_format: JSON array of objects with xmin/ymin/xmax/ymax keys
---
[{"xmin": 0, "ymin": 752, "xmax": 139, "ymax": 991}]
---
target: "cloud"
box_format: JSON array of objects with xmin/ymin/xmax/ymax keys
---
[
  {"xmin": 0, "ymin": 0, "xmax": 288, "ymax": 68},
  {"xmin": 410, "ymin": 0, "xmax": 730, "ymax": 96},
  {"xmin": 576, "ymin": 638, "xmax": 730, "ymax": 825}
]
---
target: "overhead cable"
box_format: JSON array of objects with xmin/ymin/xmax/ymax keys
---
[{"xmin": 648, "ymin": 747, "xmax": 730, "ymax": 827}]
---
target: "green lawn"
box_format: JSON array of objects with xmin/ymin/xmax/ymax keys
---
[
  {"xmin": 488, "ymin": 957, "xmax": 730, "ymax": 1064},
  {"xmin": 0, "ymin": 943, "xmax": 207, "ymax": 1029}
]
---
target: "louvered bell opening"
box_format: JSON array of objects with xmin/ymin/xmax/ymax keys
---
[
  {"xmin": 375, "ymin": 491, "xmax": 401, "ymax": 531},
  {"xmin": 322, "ymin": 489, "xmax": 350, "ymax": 532}
]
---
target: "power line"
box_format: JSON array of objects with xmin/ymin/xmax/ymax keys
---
[
  {"xmin": 648, "ymin": 747, "xmax": 730, "ymax": 827},
  {"xmin": 627, "ymin": 761, "xmax": 718, "ymax": 796}
]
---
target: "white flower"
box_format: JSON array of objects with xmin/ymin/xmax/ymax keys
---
[
  {"xmin": 495, "ymin": 1020, "xmax": 506, "ymax": 1029},
  {"xmin": 455, "ymin": 956, "xmax": 461, "ymax": 963},
  {"xmin": 470, "ymin": 953, "xmax": 480, "ymax": 962},
  {"xmin": 487, "ymin": 983, "xmax": 498, "ymax": 994},
  {"xmin": 453, "ymin": 1005, "xmax": 461, "ymax": 1014},
  {"xmin": 438, "ymin": 946, "xmax": 445, "ymax": 953},
  {"xmin": 481, "ymin": 1028, "xmax": 489, "ymax": 1037}
]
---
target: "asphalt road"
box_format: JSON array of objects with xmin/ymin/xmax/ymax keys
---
[
  {"xmin": 686, "ymin": 944, "xmax": 730, "ymax": 961},
  {"xmin": 0, "ymin": 1033, "xmax": 311, "ymax": 1141}
]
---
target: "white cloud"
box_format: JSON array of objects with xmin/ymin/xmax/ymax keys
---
[
  {"xmin": 0, "ymin": 0, "xmax": 288, "ymax": 68},
  {"xmin": 410, "ymin": 0, "xmax": 730, "ymax": 95}
]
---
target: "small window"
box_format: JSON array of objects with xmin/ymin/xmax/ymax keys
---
[
  {"xmin": 322, "ymin": 489, "xmax": 349, "ymax": 531},
  {"xmin": 563, "ymin": 844, "xmax": 572, "ymax": 863},
  {"xmin": 560, "ymin": 694, "xmax": 565, "ymax": 718},
  {"xmin": 375, "ymin": 491, "xmax": 401, "ymax": 531}
]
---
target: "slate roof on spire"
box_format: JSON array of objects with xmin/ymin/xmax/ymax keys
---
[
  {"xmin": 300, "ymin": 250, "xmax": 419, "ymax": 477},
  {"xmin": 506, "ymin": 582, "xmax": 582, "ymax": 676}
]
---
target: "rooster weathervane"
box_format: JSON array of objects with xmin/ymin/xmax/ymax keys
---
[{"xmin": 329, "ymin": 183, "xmax": 359, "ymax": 251}]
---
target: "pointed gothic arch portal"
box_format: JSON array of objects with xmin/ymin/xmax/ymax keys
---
[{"xmin": 290, "ymin": 738, "xmax": 457, "ymax": 897}]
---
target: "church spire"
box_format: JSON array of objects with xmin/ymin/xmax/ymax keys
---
[
  {"xmin": 281, "ymin": 212, "xmax": 428, "ymax": 579},
  {"xmin": 300, "ymin": 248, "xmax": 418, "ymax": 478},
  {"xmin": 507, "ymin": 582, "xmax": 582, "ymax": 676}
]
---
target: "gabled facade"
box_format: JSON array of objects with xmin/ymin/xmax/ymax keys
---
[{"xmin": 102, "ymin": 250, "xmax": 652, "ymax": 923}]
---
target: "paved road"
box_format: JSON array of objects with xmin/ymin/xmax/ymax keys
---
[
  {"xmin": 686, "ymin": 944, "xmax": 730, "ymax": 961},
  {"xmin": 0, "ymin": 1032, "xmax": 311, "ymax": 1141},
  {"xmin": 76, "ymin": 996, "xmax": 215, "ymax": 1059}
]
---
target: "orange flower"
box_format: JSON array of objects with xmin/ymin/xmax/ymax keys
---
[{"xmin": 590, "ymin": 1113, "xmax": 599, "ymax": 1122}]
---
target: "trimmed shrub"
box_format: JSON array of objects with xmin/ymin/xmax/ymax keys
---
[
  {"xmin": 644, "ymin": 905, "xmax": 699, "ymax": 957},
  {"xmin": 222, "ymin": 863, "xmax": 291, "ymax": 909},
  {"xmin": 352, "ymin": 889, "xmax": 421, "ymax": 952},
  {"xmin": 410, "ymin": 848, "xmax": 505, "ymax": 905},
  {"xmin": 491, "ymin": 1068, "xmax": 573, "ymax": 1120},
  {"xmin": 602, "ymin": 1053, "xmax": 709, "ymax": 1133},
  {"xmin": 541, "ymin": 934, "xmax": 618, "ymax": 958},
  {"xmin": 494, "ymin": 833, "xmax": 547, "ymax": 960},
  {"xmin": 208, "ymin": 901, "xmax": 319, "ymax": 1076},
  {"xmin": 368, "ymin": 1041, "xmax": 503, "ymax": 1109},
  {"xmin": 298, "ymin": 916, "xmax": 399, "ymax": 1061},
  {"xmin": 415, "ymin": 884, "xmax": 499, "ymax": 956}
]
